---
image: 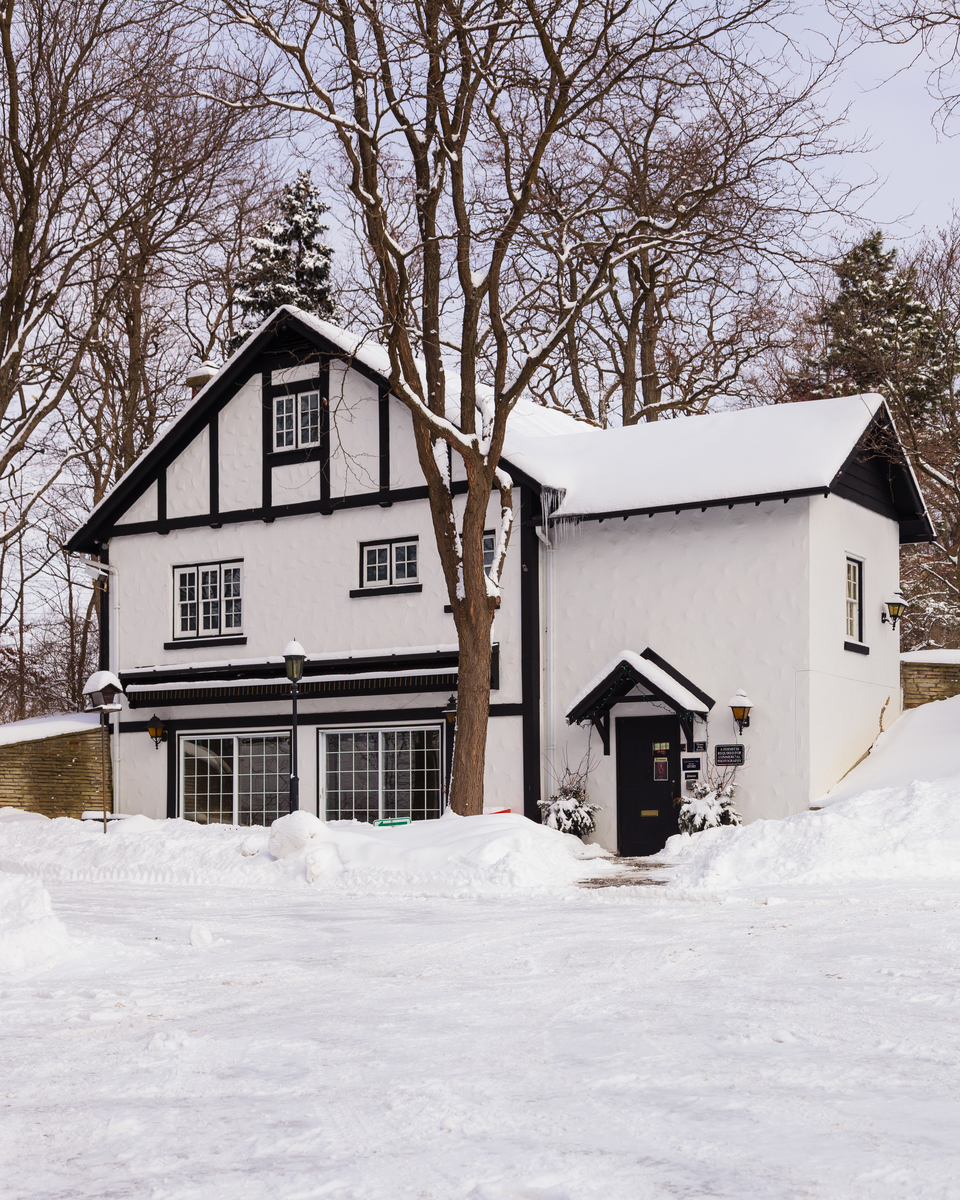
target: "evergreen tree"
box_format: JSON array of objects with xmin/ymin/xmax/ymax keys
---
[
  {"xmin": 795, "ymin": 231, "xmax": 953, "ymax": 419},
  {"xmin": 233, "ymin": 171, "xmax": 335, "ymax": 344}
]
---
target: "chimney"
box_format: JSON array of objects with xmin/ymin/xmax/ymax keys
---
[{"xmin": 184, "ymin": 360, "xmax": 219, "ymax": 398}]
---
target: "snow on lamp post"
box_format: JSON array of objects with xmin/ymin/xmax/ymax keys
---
[
  {"xmin": 728, "ymin": 690, "xmax": 754, "ymax": 736},
  {"xmin": 882, "ymin": 597, "xmax": 907, "ymax": 630},
  {"xmin": 82, "ymin": 671, "xmax": 124, "ymax": 834},
  {"xmin": 283, "ymin": 641, "xmax": 306, "ymax": 814}
]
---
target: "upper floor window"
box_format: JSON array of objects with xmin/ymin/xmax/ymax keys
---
[
  {"xmin": 174, "ymin": 561, "xmax": 242, "ymax": 639},
  {"xmin": 483, "ymin": 531, "xmax": 496, "ymax": 576},
  {"xmin": 845, "ymin": 557, "xmax": 863, "ymax": 642},
  {"xmin": 361, "ymin": 538, "xmax": 418, "ymax": 588},
  {"xmin": 274, "ymin": 391, "xmax": 320, "ymax": 451}
]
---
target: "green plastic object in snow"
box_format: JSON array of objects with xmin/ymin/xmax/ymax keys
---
[{"xmin": 373, "ymin": 817, "xmax": 412, "ymax": 827}]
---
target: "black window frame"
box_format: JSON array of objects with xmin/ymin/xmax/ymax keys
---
[
  {"xmin": 172, "ymin": 559, "xmax": 244, "ymax": 641},
  {"xmin": 358, "ymin": 536, "xmax": 420, "ymax": 590}
]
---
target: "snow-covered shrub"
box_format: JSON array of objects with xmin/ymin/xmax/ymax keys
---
[
  {"xmin": 538, "ymin": 767, "xmax": 599, "ymax": 838},
  {"xmin": 678, "ymin": 779, "xmax": 742, "ymax": 835}
]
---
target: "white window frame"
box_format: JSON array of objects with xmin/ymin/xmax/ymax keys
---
[
  {"xmin": 173, "ymin": 560, "xmax": 243, "ymax": 640},
  {"xmin": 319, "ymin": 724, "xmax": 444, "ymax": 822},
  {"xmin": 178, "ymin": 730, "xmax": 291, "ymax": 825},
  {"xmin": 482, "ymin": 529, "xmax": 496, "ymax": 576},
  {"xmin": 845, "ymin": 556, "xmax": 864, "ymax": 643},
  {"xmin": 274, "ymin": 390, "xmax": 321, "ymax": 451},
  {"xmin": 359, "ymin": 537, "xmax": 419, "ymax": 589}
]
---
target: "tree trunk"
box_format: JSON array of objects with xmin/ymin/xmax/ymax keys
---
[{"xmin": 449, "ymin": 607, "xmax": 494, "ymax": 815}]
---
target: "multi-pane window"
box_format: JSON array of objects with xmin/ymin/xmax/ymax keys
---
[
  {"xmin": 483, "ymin": 531, "xmax": 496, "ymax": 576},
  {"xmin": 274, "ymin": 392, "xmax": 321, "ymax": 451},
  {"xmin": 361, "ymin": 538, "xmax": 418, "ymax": 588},
  {"xmin": 174, "ymin": 561, "xmax": 242, "ymax": 638},
  {"xmin": 846, "ymin": 558, "xmax": 863, "ymax": 641},
  {"xmin": 323, "ymin": 728, "xmax": 442, "ymax": 822},
  {"xmin": 181, "ymin": 734, "xmax": 290, "ymax": 825}
]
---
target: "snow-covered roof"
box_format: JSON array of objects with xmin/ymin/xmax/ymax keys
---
[
  {"xmin": 504, "ymin": 395, "xmax": 885, "ymax": 520},
  {"xmin": 567, "ymin": 650, "xmax": 711, "ymax": 723},
  {"xmin": 901, "ymin": 649, "xmax": 960, "ymax": 665},
  {"xmin": 0, "ymin": 713, "xmax": 100, "ymax": 747},
  {"xmin": 121, "ymin": 644, "xmax": 460, "ymax": 678}
]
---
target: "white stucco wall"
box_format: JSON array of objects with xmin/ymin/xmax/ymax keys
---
[
  {"xmin": 219, "ymin": 377, "xmax": 262, "ymax": 512},
  {"xmin": 166, "ymin": 427, "xmax": 210, "ymax": 519},
  {"xmin": 114, "ymin": 479, "xmax": 158, "ymax": 526},
  {"xmin": 329, "ymin": 363, "xmax": 380, "ymax": 497}
]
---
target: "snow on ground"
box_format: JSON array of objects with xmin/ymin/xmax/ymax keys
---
[
  {"xmin": 0, "ymin": 711, "xmax": 99, "ymax": 746},
  {"xmin": 0, "ymin": 868, "xmax": 69, "ymax": 973},
  {"xmin": 659, "ymin": 694, "xmax": 960, "ymax": 891},
  {"xmin": 0, "ymin": 808, "xmax": 611, "ymax": 895}
]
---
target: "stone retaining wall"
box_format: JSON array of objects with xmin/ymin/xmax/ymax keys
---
[
  {"xmin": 901, "ymin": 661, "xmax": 960, "ymax": 709},
  {"xmin": 0, "ymin": 728, "xmax": 111, "ymax": 819}
]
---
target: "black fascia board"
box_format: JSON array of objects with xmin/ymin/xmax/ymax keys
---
[
  {"xmin": 551, "ymin": 485, "xmax": 830, "ymax": 527},
  {"xmin": 566, "ymin": 656, "xmax": 710, "ymax": 727},
  {"xmin": 639, "ymin": 647, "xmax": 715, "ymax": 710},
  {"xmin": 120, "ymin": 645, "xmax": 464, "ymax": 688},
  {"xmin": 67, "ymin": 309, "xmax": 395, "ymax": 554}
]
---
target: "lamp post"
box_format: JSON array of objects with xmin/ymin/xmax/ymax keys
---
[
  {"xmin": 283, "ymin": 641, "xmax": 306, "ymax": 813},
  {"xmin": 82, "ymin": 671, "xmax": 125, "ymax": 834},
  {"xmin": 728, "ymin": 689, "xmax": 754, "ymax": 736}
]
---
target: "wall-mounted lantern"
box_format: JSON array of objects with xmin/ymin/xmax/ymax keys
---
[
  {"xmin": 881, "ymin": 597, "xmax": 907, "ymax": 630},
  {"xmin": 728, "ymin": 689, "xmax": 754, "ymax": 734},
  {"xmin": 147, "ymin": 715, "xmax": 167, "ymax": 748},
  {"xmin": 443, "ymin": 694, "xmax": 457, "ymax": 724}
]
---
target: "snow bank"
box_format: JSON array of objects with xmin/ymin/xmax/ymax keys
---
[
  {"xmin": 0, "ymin": 871, "xmax": 70, "ymax": 973},
  {"xmin": 0, "ymin": 810, "xmax": 611, "ymax": 895},
  {"xmin": 661, "ymin": 697, "xmax": 960, "ymax": 890},
  {"xmin": 819, "ymin": 693, "xmax": 960, "ymax": 804},
  {"xmin": 0, "ymin": 713, "xmax": 99, "ymax": 747}
]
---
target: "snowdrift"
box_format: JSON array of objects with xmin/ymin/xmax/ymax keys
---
[
  {"xmin": 0, "ymin": 808, "xmax": 610, "ymax": 895},
  {"xmin": 661, "ymin": 696, "xmax": 960, "ymax": 890},
  {"xmin": 0, "ymin": 819, "xmax": 70, "ymax": 971}
]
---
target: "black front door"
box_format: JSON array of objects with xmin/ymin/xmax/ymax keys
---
[{"xmin": 615, "ymin": 715, "xmax": 682, "ymax": 857}]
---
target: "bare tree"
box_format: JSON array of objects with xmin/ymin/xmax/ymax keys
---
[{"xmin": 207, "ymin": 0, "xmax": 803, "ymax": 815}]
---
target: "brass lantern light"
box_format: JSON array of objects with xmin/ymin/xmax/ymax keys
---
[
  {"xmin": 442, "ymin": 694, "xmax": 457, "ymax": 724},
  {"xmin": 147, "ymin": 715, "xmax": 167, "ymax": 748},
  {"xmin": 728, "ymin": 689, "xmax": 754, "ymax": 734},
  {"xmin": 882, "ymin": 596, "xmax": 907, "ymax": 630}
]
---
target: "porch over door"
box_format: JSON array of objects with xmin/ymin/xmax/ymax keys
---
[{"xmin": 615, "ymin": 716, "xmax": 681, "ymax": 857}]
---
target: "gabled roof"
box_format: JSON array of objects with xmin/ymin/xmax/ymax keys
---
[
  {"xmin": 503, "ymin": 395, "xmax": 934, "ymax": 542},
  {"xmin": 567, "ymin": 649, "xmax": 714, "ymax": 725}
]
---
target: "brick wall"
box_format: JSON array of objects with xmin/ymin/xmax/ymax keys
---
[
  {"xmin": 0, "ymin": 728, "xmax": 111, "ymax": 819},
  {"xmin": 901, "ymin": 661, "xmax": 960, "ymax": 710}
]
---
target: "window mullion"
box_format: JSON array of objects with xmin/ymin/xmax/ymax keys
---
[
  {"xmin": 233, "ymin": 736, "xmax": 239, "ymax": 825},
  {"xmin": 378, "ymin": 731, "xmax": 385, "ymax": 821}
]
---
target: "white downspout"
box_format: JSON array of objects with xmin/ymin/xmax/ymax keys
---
[
  {"xmin": 79, "ymin": 555, "xmax": 121, "ymax": 813},
  {"xmin": 536, "ymin": 523, "xmax": 554, "ymax": 800}
]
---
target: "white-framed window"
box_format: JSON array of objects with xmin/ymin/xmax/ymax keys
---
[
  {"xmin": 846, "ymin": 557, "xmax": 863, "ymax": 641},
  {"xmin": 321, "ymin": 726, "xmax": 443, "ymax": 822},
  {"xmin": 360, "ymin": 537, "xmax": 419, "ymax": 588},
  {"xmin": 274, "ymin": 391, "xmax": 321, "ymax": 451},
  {"xmin": 483, "ymin": 530, "xmax": 496, "ymax": 576},
  {"xmin": 180, "ymin": 732, "xmax": 290, "ymax": 825},
  {"xmin": 174, "ymin": 560, "xmax": 242, "ymax": 639}
]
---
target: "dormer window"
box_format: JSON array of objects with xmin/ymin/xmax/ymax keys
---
[
  {"xmin": 174, "ymin": 561, "xmax": 243, "ymax": 639},
  {"xmin": 274, "ymin": 391, "xmax": 321, "ymax": 450}
]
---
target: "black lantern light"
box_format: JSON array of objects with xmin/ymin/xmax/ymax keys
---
[
  {"xmin": 283, "ymin": 640, "xmax": 306, "ymax": 813},
  {"xmin": 882, "ymin": 597, "xmax": 908, "ymax": 630},
  {"xmin": 728, "ymin": 689, "xmax": 754, "ymax": 734},
  {"xmin": 147, "ymin": 715, "xmax": 167, "ymax": 748},
  {"xmin": 83, "ymin": 671, "xmax": 124, "ymax": 712},
  {"xmin": 442, "ymin": 694, "xmax": 457, "ymax": 724}
]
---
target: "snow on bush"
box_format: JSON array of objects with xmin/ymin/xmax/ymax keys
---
[
  {"xmin": 677, "ymin": 773, "xmax": 742, "ymax": 835},
  {"xmin": 0, "ymin": 868, "xmax": 69, "ymax": 973},
  {"xmin": 0, "ymin": 808, "xmax": 611, "ymax": 896},
  {"xmin": 537, "ymin": 766, "xmax": 599, "ymax": 838}
]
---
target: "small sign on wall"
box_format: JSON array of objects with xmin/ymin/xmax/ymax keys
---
[
  {"xmin": 714, "ymin": 744, "xmax": 745, "ymax": 766},
  {"xmin": 653, "ymin": 757, "xmax": 669, "ymax": 781},
  {"xmin": 681, "ymin": 757, "xmax": 701, "ymax": 772},
  {"xmin": 692, "ymin": 742, "xmax": 707, "ymax": 752}
]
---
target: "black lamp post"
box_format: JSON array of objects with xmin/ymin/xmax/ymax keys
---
[
  {"xmin": 283, "ymin": 641, "xmax": 306, "ymax": 813},
  {"xmin": 82, "ymin": 671, "xmax": 124, "ymax": 834}
]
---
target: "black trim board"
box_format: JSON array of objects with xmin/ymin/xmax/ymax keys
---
[
  {"xmin": 349, "ymin": 584, "xmax": 423, "ymax": 599},
  {"xmin": 639, "ymin": 647, "xmax": 715, "ymax": 710},
  {"xmin": 164, "ymin": 637, "xmax": 247, "ymax": 650},
  {"xmin": 123, "ymin": 703, "xmax": 523, "ymax": 736},
  {"xmin": 844, "ymin": 641, "xmax": 870, "ymax": 655},
  {"xmin": 519, "ymin": 486, "xmax": 542, "ymax": 821}
]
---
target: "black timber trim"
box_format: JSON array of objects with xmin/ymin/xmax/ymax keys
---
[
  {"xmin": 166, "ymin": 724, "xmax": 177, "ymax": 818},
  {"xmin": 98, "ymin": 547, "xmax": 110, "ymax": 671},
  {"xmin": 157, "ymin": 468, "xmax": 168, "ymax": 534},
  {"xmin": 640, "ymin": 647, "xmax": 715, "ymax": 710},
  {"xmin": 320, "ymin": 360, "xmax": 331, "ymax": 511},
  {"xmin": 66, "ymin": 308, "xmax": 388, "ymax": 553},
  {"xmin": 126, "ymin": 672, "xmax": 461, "ymax": 708},
  {"xmin": 163, "ymin": 636, "xmax": 247, "ymax": 650},
  {"xmin": 378, "ymin": 385, "xmax": 391, "ymax": 505},
  {"xmin": 349, "ymin": 584, "xmax": 423, "ymax": 598},
  {"xmin": 95, "ymin": 479, "xmax": 473, "ymax": 541},
  {"xmin": 261, "ymin": 369, "xmax": 273, "ymax": 519},
  {"xmin": 209, "ymin": 414, "xmax": 219, "ymax": 520},
  {"xmin": 122, "ymin": 703, "xmax": 522, "ymax": 735},
  {"xmin": 559, "ymin": 485, "xmax": 830, "ymax": 527},
  {"xmin": 519, "ymin": 485, "xmax": 542, "ymax": 821},
  {"xmin": 844, "ymin": 641, "xmax": 870, "ymax": 655},
  {"xmin": 269, "ymin": 445, "xmax": 323, "ymax": 468}
]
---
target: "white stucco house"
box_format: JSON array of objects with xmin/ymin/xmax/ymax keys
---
[{"xmin": 67, "ymin": 307, "xmax": 933, "ymax": 856}]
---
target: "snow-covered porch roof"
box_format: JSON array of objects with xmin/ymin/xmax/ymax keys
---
[{"xmin": 565, "ymin": 649, "xmax": 715, "ymax": 755}]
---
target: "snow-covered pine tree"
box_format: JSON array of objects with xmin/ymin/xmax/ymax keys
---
[
  {"xmin": 795, "ymin": 232, "xmax": 952, "ymax": 420},
  {"xmin": 233, "ymin": 171, "xmax": 335, "ymax": 345}
]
